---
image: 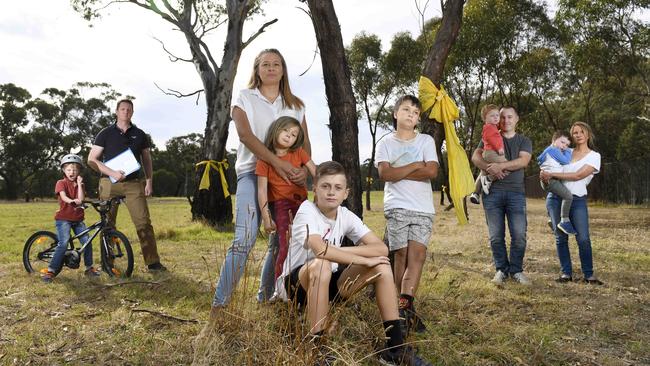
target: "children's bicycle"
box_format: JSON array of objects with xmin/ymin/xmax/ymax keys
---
[{"xmin": 22, "ymin": 196, "xmax": 134, "ymax": 278}]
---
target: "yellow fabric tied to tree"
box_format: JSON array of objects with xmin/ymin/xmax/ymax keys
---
[
  {"xmin": 196, "ymin": 160, "xmax": 230, "ymax": 199},
  {"xmin": 418, "ymin": 76, "xmax": 475, "ymax": 224}
]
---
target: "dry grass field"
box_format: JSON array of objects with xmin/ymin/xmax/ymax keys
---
[{"xmin": 0, "ymin": 194, "xmax": 648, "ymax": 365}]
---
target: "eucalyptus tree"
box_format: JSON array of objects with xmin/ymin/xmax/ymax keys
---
[
  {"xmin": 72, "ymin": 0, "xmax": 277, "ymax": 227},
  {"xmin": 346, "ymin": 32, "xmax": 423, "ymax": 210},
  {"xmin": 0, "ymin": 82, "xmax": 120, "ymax": 199},
  {"xmin": 303, "ymin": 0, "xmax": 364, "ymax": 216}
]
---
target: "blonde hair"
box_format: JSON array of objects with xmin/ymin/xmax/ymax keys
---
[
  {"xmin": 247, "ymin": 48, "xmax": 304, "ymax": 111},
  {"xmin": 264, "ymin": 116, "xmax": 304, "ymax": 154},
  {"xmin": 480, "ymin": 104, "xmax": 499, "ymax": 121},
  {"xmin": 571, "ymin": 121, "xmax": 596, "ymax": 150}
]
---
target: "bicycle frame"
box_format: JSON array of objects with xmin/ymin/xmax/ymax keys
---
[{"xmin": 63, "ymin": 196, "xmax": 125, "ymax": 256}]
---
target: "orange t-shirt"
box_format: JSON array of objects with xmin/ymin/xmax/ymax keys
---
[{"xmin": 255, "ymin": 148, "xmax": 311, "ymax": 203}]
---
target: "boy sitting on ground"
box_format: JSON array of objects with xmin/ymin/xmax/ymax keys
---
[{"xmin": 275, "ymin": 161, "xmax": 432, "ymax": 366}]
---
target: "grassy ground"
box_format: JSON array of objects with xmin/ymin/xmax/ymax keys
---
[{"xmin": 0, "ymin": 194, "xmax": 648, "ymax": 365}]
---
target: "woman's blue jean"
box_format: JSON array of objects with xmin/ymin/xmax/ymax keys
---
[
  {"xmin": 546, "ymin": 193, "xmax": 594, "ymax": 278},
  {"xmin": 49, "ymin": 220, "xmax": 92, "ymax": 272},
  {"xmin": 212, "ymin": 172, "xmax": 278, "ymax": 306}
]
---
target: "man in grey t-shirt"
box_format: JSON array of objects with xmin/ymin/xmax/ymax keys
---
[{"xmin": 472, "ymin": 106, "xmax": 532, "ymax": 285}]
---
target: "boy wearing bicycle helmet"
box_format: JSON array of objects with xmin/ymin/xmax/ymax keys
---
[{"xmin": 42, "ymin": 154, "xmax": 101, "ymax": 283}]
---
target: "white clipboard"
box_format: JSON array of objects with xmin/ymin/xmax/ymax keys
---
[{"xmin": 104, "ymin": 149, "xmax": 141, "ymax": 183}]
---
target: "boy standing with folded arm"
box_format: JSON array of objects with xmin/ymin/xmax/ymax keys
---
[{"xmin": 375, "ymin": 95, "xmax": 439, "ymax": 335}]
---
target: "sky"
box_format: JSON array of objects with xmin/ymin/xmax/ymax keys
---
[{"xmin": 1, "ymin": 0, "xmax": 440, "ymax": 164}]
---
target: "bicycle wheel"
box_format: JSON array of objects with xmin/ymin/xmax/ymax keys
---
[
  {"xmin": 100, "ymin": 230, "xmax": 134, "ymax": 278},
  {"xmin": 23, "ymin": 231, "xmax": 59, "ymax": 275}
]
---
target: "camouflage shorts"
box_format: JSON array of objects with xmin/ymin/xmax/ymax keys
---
[{"xmin": 384, "ymin": 208, "xmax": 434, "ymax": 251}]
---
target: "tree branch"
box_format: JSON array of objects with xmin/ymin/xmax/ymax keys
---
[
  {"xmin": 127, "ymin": 0, "xmax": 179, "ymax": 27},
  {"xmin": 154, "ymin": 82, "xmax": 203, "ymax": 104},
  {"xmin": 153, "ymin": 36, "xmax": 193, "ymax": 62},
  {"xmin": 242, "ymin": 18, "xmax": 278, "ymax": 49},
  {"xmin": 131, "ymin": 308, "xmax": 198, "ymax": 323}
]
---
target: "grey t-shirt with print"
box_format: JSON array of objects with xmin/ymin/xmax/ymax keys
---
[{"xmin": 478, "ymin": 133, "xmax": 532, "ymax": 193}]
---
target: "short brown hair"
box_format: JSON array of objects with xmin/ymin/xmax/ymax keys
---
[
  {"xmin": 315, "ymin": 161, "xmax": 350, "ymax": 187},
  {"xmin": 500, "ymin": 105, "xmax": 519, "ymax": 116},
  {"xmin": 391, "ymin": 95, "xmax": 421, "ymax": 129},
  {"xmin": 264, "ymin": 116, "xmax": 304, "ymax": 153},
  {"xmin": 551, "ymin": 130, "xmax": 571, "ymax": 143},
  {"xmin": 480, "ymin": 104, "xmax": 499, "ymax": 121},
  {"xmin": 116, "ymin": 99, "xmax": 133, "ymax": 110}
]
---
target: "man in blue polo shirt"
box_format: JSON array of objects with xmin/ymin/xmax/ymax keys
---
[{"xmin": 87, "ymin": 99, "xmax": 166, "ymax": 272}]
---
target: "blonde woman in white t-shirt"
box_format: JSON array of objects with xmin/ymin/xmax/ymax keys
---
[
  {"xmin": 210, "ymin": 49, "xmax": 312, "ymax": 318},
  {"xmin": 541, "ymin": 121, "xmax": 604, "ymax": 285}
]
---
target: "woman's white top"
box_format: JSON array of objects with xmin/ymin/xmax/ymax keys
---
[
  {"xmin": 562, "ymin": 150, "xmax": 601, "ymax": 197},
  {"xmin": 232, "ymin": 88, "xmax": 305, "ymax": 176}
]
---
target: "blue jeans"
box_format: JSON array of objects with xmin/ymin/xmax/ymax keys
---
[
  {"xmin": 546, "ymin": 194, "xmax": 594, "ymax": 278},
  {"xmin": 482, "ymin": 190, "xmax": 527, "ymax": 274},
  {"xmin": 212, "ymin": 172, "xmax": 277, "ymax": 306},
  {"xmin": 49, "ymin": 220, "xmax": 91, "ymax": 272}
]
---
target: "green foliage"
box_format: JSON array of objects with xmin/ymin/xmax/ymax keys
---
[
  {"xmin": 418, "ymin": 0, "xmax": 649, "ymax": 168},
  {"xmin": 152, "ymin": 133, "xmax": 203, "ymax": 196},
  {"xmin": 0, "ymin": 82, "xmax": 123, "ymax": 199},
  {"xmin": 153, "ymin": 168, "xmax": 178, "ymax": 196},
  {"xmin": 346, "ymin": 31, "xmax": 424, "ymax": 208}
]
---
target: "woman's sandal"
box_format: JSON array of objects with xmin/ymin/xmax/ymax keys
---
[{"xmin": 555, "ymin": 275, "xmax": 573, "ymax": 283}]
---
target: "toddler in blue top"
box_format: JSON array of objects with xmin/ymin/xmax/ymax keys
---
[{"xmin": 538, "ymin": 130, "xmax": 576, "ymax": 235}]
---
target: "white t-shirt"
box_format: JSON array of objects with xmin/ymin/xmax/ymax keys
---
[
  {"xmin": 375, "ymin": 132, "xmax": 438, "ymax": 214},
  {"xmin": 274, "ymin": 200, "xmax": 371, "ymax": 301},
  {"xmin": 232, "ymin": 88, "xmax": 306, "ymax": 176},
  {"xmin": 562, "ymin": 150, "xmax": 601, "ymax": 197}
]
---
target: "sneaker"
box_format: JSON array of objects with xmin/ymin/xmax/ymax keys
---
[
  {"xmin": 557, "ymin": 221, "xmax": 577, "ymax": 235},
  {"xmin": 379, "ymin": 345, "xmax": 432, "ymax": 366},
  {"xmin": 555, "ymin": 274, "xmax": 573, "ymax": 283},
  {"xmin": 583, "ymin": 277, "xmax": 604, "ymax": 285},
  {"xmin": 84, "ymin": 267, "xmax": 101, "ymax": 277},
  {"xmin": 42, "ymin": 270, "xmax": 55, "ymax": 283},
  {"xmin": 147, "ymin": 262, "xmax": 168, "ymax": 272},
  {"xmin": 480, "ymin": 175, "xmax": 492, "ymax": 194},
  {"xmin": 469, "ymin": 192, "xmax": 480, "ymax": 205},
  {"xmin": 547, "ymin": 219, "xmax": 554, "ymax": 231},
  {"xmin": 402, "ymin": 305, "xmax": 427, "ymax": 334},
  {"xmin": 491, "ymin": 270, "xmax": 507, "ymax": 285},
  {"xmin": 512, "ymin": 272, "xmax": 531, "ymax": 285}
]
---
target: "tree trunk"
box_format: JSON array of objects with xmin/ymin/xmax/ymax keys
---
[
  {"xmin": 2, "ymin": 175, "xmax": 18, "ymax": 200},
  {"xmin": 420, "ymin": 0, "xmax": 465, "ymax": 165},
  {"xmin": 306, "ymin": 0, "xmax": 363, "ymax": 218},
  {"xmin": 188, "ymin": 1, "xmax": 267, "ymax": 228}
]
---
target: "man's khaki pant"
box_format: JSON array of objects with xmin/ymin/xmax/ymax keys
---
[{"xmin": 99, "ymin": 178, "xmax": 160, "ymax": 265}]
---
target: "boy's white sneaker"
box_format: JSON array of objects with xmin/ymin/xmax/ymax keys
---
[
  {"xmin": 469, "ymin": 193, "xmax": 480, "ymax": 204},
  {"xmin": 491, "ymin": 270, "xmax": 507, "ymax": 285},
  {"xmin": 480, "ymin": 175, "xmax": 492, "ymax": 194},
  {"xmin": 512, "ymin": 272, "xmax": 531, "ymax": 285}
]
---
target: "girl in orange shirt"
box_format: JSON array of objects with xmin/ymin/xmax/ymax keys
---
[{"xmin": 256, "ymin": 116, "xmax": 317, "ymax": 279}]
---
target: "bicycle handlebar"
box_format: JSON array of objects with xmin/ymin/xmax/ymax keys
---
[{"xmin": 81, "ymin": 196, "xmax": 126, "ymax": 213}]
